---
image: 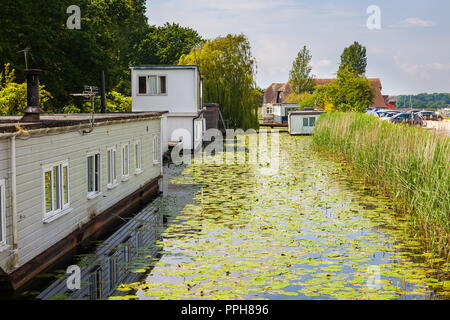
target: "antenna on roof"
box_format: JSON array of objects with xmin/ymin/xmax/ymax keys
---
[
  {"xmin": 70, "ymin": 85, "xmax": 98, "ymax": 135},
  {"xmin": 18, "ymin": 47, "xmax": 32, "ymax": 69}
]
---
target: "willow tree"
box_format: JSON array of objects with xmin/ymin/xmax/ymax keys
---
[{"xmin": 179, "ymin": 34, "xmax": 259, "ymax": 130}]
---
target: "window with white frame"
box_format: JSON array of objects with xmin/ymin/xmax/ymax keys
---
[
  {"xmin": 122, "ymin": 143, "xmax": 130, "ymax": 178},
  {"xmin": 43, "ymin": 161, "xmax": 70, "ymax": 219},
  {"xmin": 134, "ymin": 141, "xmax": 142, "ymax": 173},
  {"xmin": 87, "ymin": 153, "xmax": 101, "ymax": 197},
  {"xmin": 107, "ymin": 147, "xmax": 117, "ymax": 187},
  {"xmin": 0, "ymin": 179, "xmax": 6, "ymax": 246},
  {"xmin": 153, "ymin": 136, "xmax": 159, "ymax": 164},
  {"xmin": 137, "ymin": 75, "xmax": 167, "ymax": 95},
  {"xmin": 266, "ymin": 106, "xmax": 273, "ymax": 114}
]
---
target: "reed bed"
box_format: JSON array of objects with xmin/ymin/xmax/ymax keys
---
[{"xmin": 313, "ymin": 113, "xmax": 450, "ymax": 258}]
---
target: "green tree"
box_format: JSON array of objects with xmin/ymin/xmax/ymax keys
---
[
  {"xmin": 0, "ymin": 0, "xmax": 149, "ymax": 110},
  {"xmin": 132, "ymin": 23, "xmax": 203, "ymax": 65},
  {"xmin": 179, "ymin": 34, "xmax": 259, "ymax": 130},
  {"xmin": 289, "ymin": 46, "xmax": 315, "ymax": 94},
  {"xmin": 323, "ymin": 68, "xmax": 374, "ymax": 112},
  {"xmin": 0, "ymin": 64, "xmax": 52, "ymax": 115},
  {"xmin": 339, "ymin": 41, "xmax": 367, "ymax": 76}
]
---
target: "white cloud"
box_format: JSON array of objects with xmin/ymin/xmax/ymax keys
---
[
  {"xmin": 313, "ymin": 59, "xmax": 332, "ymax": 68},
  {"xmin": 394, "ymin": 55, "xmax": 450, "ymax": 80},
  {"xmin": 393, "ymin": 17, "xmax": 436, "ymax": 28}
]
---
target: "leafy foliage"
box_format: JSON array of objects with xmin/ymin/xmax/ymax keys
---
[
  {"xmin": 65, "ymin": 91, "xmax": 132, "ymax": 114},
  {"xmin": 289, "ymin": 46, "xmax": 315, "ymax": 94},
  {"xmin": 339, "ymin": 41, "xmax": 367, "ymax": 76},
  {"xmin": 132, "ymin": 23, "xmax": 203, "ymax": 65},
  {"xmin": 0, "ymin": 64, "xmax": 52, "ymax": 115},
  {"xmin": 179, "ymin": 34, "xmax": 259, "ymax": 130},
  {"xmin": 303, "ymin": 68, "xmax": 373, "ymax": 112}
]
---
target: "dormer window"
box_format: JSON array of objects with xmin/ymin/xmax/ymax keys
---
[
  {"xmin": 137, "ymin": 75, "xmax": 167, "ymax": 95},
  {"xmin": 276, "ymin": 91, "xmax": 282, "ymax": 103}
]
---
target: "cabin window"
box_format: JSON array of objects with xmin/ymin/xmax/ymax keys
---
[
  {"xmin": 153, "ymin": 136, "xmax": 160, "ymax": 164},
  {"xmin": 266, "ymin": 106, "xmax": 273, "ymax": 114},
  {"xmin": 107, "ymin": 148, "xmax": 117, "ymax": 187},
  {"xmin": 276, "ymin": 91, "xmax": 282, "ymax": 103},
  {"xmin": 87, "ymin": 153, "xmax": 101, "ymax": 197},
  {"xmin": 138, "ymin": 75, "xmax": 167, "ymax": 95},
  {"xmin": 148, "ymin": 76, "xmax": 158, "ymax": 94},
  {"xmin": 43, "ymin": 161, "xmax": 70, "ymax": 219},
  {"xmin": 108, "ymin": 255, "xmax": 118, "ymax": 292},
  {"xmin": 0, "ymin": 179, "xmax": 5, "ymax": 246},
  {"xmin": 309, "ymin": 117, "xmax": 316, "ymax": 127},
  {"xmin": 89, "ymin": 268, "xmax": 102, "ymax": 300},
  {"xmin": 122, "ymin": 143, "xmax": 130, "ymax": 179},
  {"xmin": 138, "ymin": 76, "xmax": 147, "ymax": 94},
  {"xmin": 135, "ymin": 141, "xmax": 142, "ymax": 173},
  {"xmin": 303, "ymin": 117, "xmax": 309, "ymax": 127},
  {"xmin": 160, "ymin": 76, "xmax": 167, "ymax": 94}
]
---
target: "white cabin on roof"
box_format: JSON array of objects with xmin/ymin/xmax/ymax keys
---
[{"xmin": 130, "ymin": 65, "xmax": 205, "ymax": 151}]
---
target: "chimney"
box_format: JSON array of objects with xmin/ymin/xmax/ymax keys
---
[{"xmin": 21, "ymin": 69, "xmax": 44, "ymax": 122}]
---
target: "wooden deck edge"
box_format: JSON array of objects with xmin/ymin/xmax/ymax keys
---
[{"xmin": 3, "ymin": 175, "xmax": 163, "ymax": 293}]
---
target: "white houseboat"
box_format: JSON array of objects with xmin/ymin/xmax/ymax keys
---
[
  {"xmin": 0, "ymin": 70, "xmax": 165, "ymax": 292},
  {"xmin": 288, "ymin": 110, "xmax": 325, "ymax": 135},
  {"xmin": 130, "ymin": 65, "xmax": 205, "ymax": 152}
]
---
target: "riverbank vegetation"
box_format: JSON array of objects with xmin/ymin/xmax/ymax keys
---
[{"xmin": 313, "ymin": 113, "xmax": 450, "ymax": 258}]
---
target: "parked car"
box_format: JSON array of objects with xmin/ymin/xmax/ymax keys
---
[
  {"xmin": 419, "ymin": 111, "xmax": 444, "ymax": 121},
  {"xmin": 380, "ymin": 111, "xmax": 402, "ymax": 121},
  {"xmin": 389, "ymin": 113, "xmax": 425, "ymax": 126}
]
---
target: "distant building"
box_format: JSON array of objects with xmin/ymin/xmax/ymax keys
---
[
  {"xmin": 130, "ymin": 65, "xmax": 205, "ymax": 151},
  {"xmin": 263, "ymin": 78, "xmax": 388, "ymax": 121}
]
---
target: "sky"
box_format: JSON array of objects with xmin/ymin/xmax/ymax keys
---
[{"xmin": 145, "ymin": 0, "xmax": 450, "ymax": 95}]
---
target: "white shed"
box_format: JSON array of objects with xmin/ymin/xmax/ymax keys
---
[{"xmin": 288, "ymin": 110, "xmax": 325, "ymax": 135}]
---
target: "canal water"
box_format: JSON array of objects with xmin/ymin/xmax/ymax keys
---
[{"xmin": 35, "ymin": 134, "xmax": 450, "ymax": 300}]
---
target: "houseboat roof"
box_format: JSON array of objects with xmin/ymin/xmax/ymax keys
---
[
  {"xmin": 0, "ymin": 112, "xmax": 166, "ymax": 134},
  {"xmin": 130, "ymin": 65, "xmax": 199, "ymax": 71},
  {"xmin": 289, "ymin": 110, "xmax": 326, "ymax": 116}
]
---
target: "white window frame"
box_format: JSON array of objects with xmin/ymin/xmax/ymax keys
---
[
  {"xmin": 42, "ymin": 160, "xmax": 70, "ymax": 222},
  {"xmin": 136, "ymin": 74, "xmax": 168, "ymax": 96},
  {"xmin": 266, "ymin": 106, "xmax": 273, "ymax": 115},
  {"xmin": 134, "ymin": 140, "xmax": 143, "ymax": 174},
  {"xmin": 0, "ymin": 179, "xmax": 6, "ymax": 247},
  {"xmin": 121, "ymin": 143, "xmax": 130, "ymax": 180},
  {"xmin": 87, "ymin": 152, "xmax": 101, "ymax": 199},
  {"xmin": 153, "ymin": 135, "xmax": 160, "ymax": 165},
  {"xmin": 107, "ymin": 147, "xmax": 118, "ymax": 189}
]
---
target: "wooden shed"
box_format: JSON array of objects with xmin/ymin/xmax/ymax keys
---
[{"xmin": 288, "ymin": 110, "xmax": 325, "ymax": 135}]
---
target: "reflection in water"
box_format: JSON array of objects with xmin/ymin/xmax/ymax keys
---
[{"xmin": 38, "ymin": 207, "xmax": 164, "ymax": 300}]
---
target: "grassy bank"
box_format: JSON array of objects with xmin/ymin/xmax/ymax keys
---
[{"xmin": 313, "ymin": 112, "xmax": 450, "ymax": 258}]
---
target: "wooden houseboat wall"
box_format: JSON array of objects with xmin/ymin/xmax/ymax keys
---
[{"xmin": 0, "ymin": 113, "xmax": 164, "ymax": 292}]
